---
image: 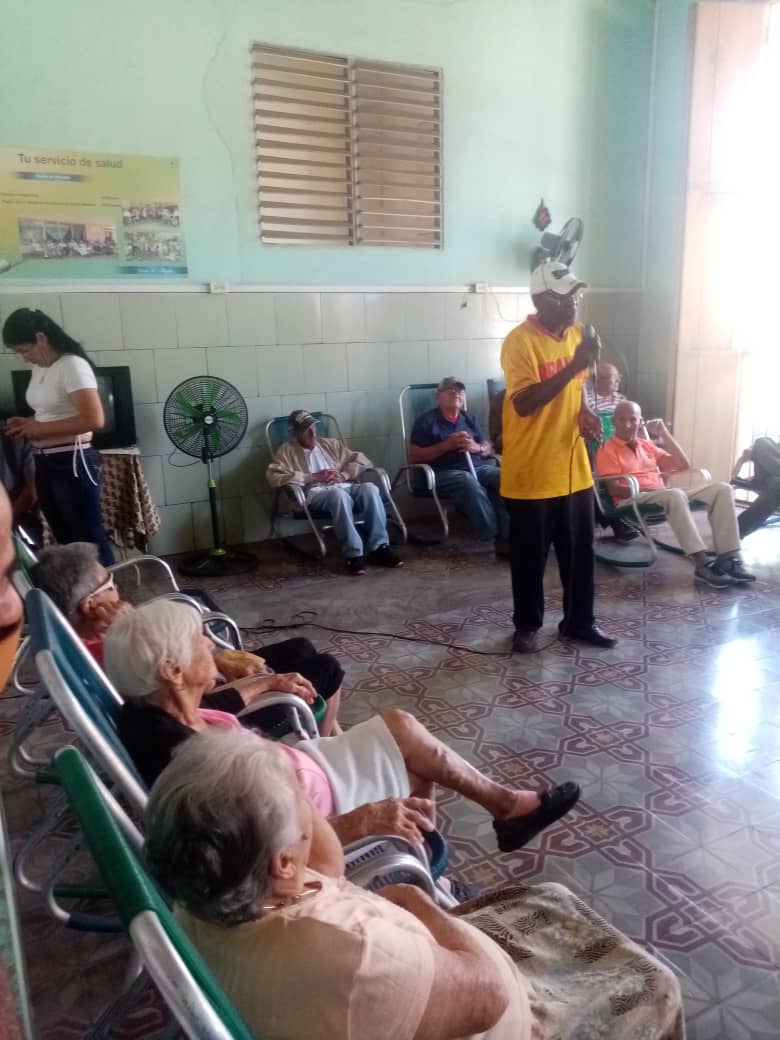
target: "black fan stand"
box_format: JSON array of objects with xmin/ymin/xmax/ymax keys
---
[{"xmin": 178, "ymin": 448, "xmax": 258, "ymax": 579}]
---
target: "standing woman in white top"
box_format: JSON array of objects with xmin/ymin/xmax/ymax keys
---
[{"xmin": 2, "ymin": 308, "xmax": 114, "ymax": 565}]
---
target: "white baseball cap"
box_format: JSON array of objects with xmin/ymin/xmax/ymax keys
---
[{"xmin": 530, "ymin": 260, "xmax": 587, "ymax": 297}]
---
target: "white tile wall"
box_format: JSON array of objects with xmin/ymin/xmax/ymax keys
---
[
  {"xmin": 245, "ymin": 395, "xmax": 283, "ymax": 447},
  {"xmin": 192, "ymin": 497, "xmax": 243, "ymax": 551},
  {"xmin": 280, "ymin": 391, "xmax": 327, "ymax": 417},
  {"xmin": 175, "ymin": 294, "xmax": 228, "ymax": 348},
  {"xmin": 0, "ymin": 288, "xmax": 634, "ymax": 554},
  {"xmin": 94, "ymin": 350, "xmax": 158, "ymax": 403},
  {"xmin": 155, "ymin": 347, "xmax": 206, "ymax": 402},
  {"xmin": 256, "ymin": 346, "xmax": 304, "ymax": 396},
  {"xmin": 302, "ymin": 344, "xmax": 348, "ymax": 393},
  {"xmin": 465, "ymin": 339, "xmax": 503, "ymax": 382},
  {"xmin": 429, "ymin": 339, "xmax": 468, "ymax": 380},
  {"xmin": 62, "ymin": 294, "xmax": 124, "ymax": 350},
  {"xmin": 206, "ymin": 347, "xmax": 259, "ymax": 397},
  {"xmin": 388, "ymin": 341, "xmax": 431, "ymax": 386},
  {"xmin": 151, "ymin": 503, "xmax": 194, "ymax": 555},
  {"xmin": 366, "ymin": 294, "xmax": 405, "ymax": 342},
  {"xmin": 321, "ymin": 294, "xmax": 365, "ymax": 343},
  {"xmin": 134, "ymin": 402, "xmax": 169, "ymax": 456},
  {"xmin": 119, "ymin": 294, "xmax": 177, "ymax": 348},
  {"xmin": 443, "ymin": 293, "xmax": 485, "ymax": 339},
  {"xmin": 347, "ymin": 342, "xmax": 389, "ymax": 390},
  {"xmin": 274, "ymin": 293, "xmax": 322, "ymax": 345},
  {"xmin": 162, "ymin": 456, "xmax": 210, "ymax": 505},
  {"xmin": 402, "ymin": 293, "xmax": 445, "ymax": 340},
  {"xmin": 0, "ymin": 294, "xmax": 63, "ymax": 324},
  {"xmin": 225, "ymin": 294, "xmax": 276, "ymax": 346}
]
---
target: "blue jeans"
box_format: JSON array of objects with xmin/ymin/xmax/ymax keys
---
[
  {"xmin": 307, "ymin": 482, "xmax": 390, "ymax": 559},
  {"xmin": 34, "ymin": 449, "xmax": 115, "ymax": 566},
  {"xmin": 434, "ymin": 464, "xmax": 508, "ymax": 541}
]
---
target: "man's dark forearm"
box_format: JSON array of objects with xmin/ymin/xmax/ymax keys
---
[{"xmin": 512, "ymin": 361, "xmax": 583, "ymax": 416}]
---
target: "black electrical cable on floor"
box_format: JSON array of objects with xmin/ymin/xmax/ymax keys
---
[{"xmin": 241, "ymin": 610, "xmax": 560, "ymax": 656}]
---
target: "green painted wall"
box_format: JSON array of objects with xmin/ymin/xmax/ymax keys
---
[{"xmin": 0, "ymin": 0, "xmax": 653, "ymax": 287}]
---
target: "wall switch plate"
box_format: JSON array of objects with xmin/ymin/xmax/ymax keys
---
[
  {"xmin": 474, "ymin": 282, "xmax": 489, "ymax": 293},
  {"xmin": 208, "ymin": 281, "xmax": 228, "ymax": 294}
]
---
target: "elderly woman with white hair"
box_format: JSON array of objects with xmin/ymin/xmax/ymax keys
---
[
  {"xmin": 106, "ymin": 599, "xmax": 581, "ymax": 851},
  {"xmin": 31, "ymin": 541, "xmax": 345, "ymax": 734},
  {"xmin": 145, "ymin": 729, "xmax": 684, "ymax": 1040}
]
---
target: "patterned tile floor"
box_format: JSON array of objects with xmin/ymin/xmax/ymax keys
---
[{"xmin": 3, "ymin": 516, "xmax": 780, "ymax": 1037}]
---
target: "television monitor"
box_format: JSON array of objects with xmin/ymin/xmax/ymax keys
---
[{"xmin": 11, "ymin": 364, "xmax": 137, "ymax": 450}]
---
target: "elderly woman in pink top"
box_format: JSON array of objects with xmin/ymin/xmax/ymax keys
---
[
  {"xmin": 145, "ymin": 729, "xmax": 683, "ymax": 1040},
  {"xmin": 107, "ymin": 600, "xmax": 581, "ymax": 852}
]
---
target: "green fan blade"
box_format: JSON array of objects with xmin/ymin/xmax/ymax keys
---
[
  {"xmin": 212, "ymin": 409, "xmax": 243, "ymax": 424},
  {"xmin": 201, "ymin": 382, "xmax": 220, "ymax": 410},
  {"xmin": 174, "ymin": 419, "xmax": 206, "ymax": 439},
  {"xmin": 173, "ymin": 392, "xmax": 203, "ymax": 419}
]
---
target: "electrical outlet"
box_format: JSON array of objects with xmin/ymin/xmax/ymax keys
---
[
  {"xmin": 473, "ymin": 282, "xmax": 489, "ymax": 293},
  {"xmin": 208, "ymin": 281, "xmax": 228, "ymax": 294}
]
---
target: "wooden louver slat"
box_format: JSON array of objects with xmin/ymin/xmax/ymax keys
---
[
  {"xmin": 252, "ymin": 44, "xmax": 442, "ymax": 248},
  {"xmin": 353, "ymin": 58, "xmax": 442, "ymax": 248},
  {"xmin": 252, "ymin": 43, "xmax": 353, "ymax": 245}
]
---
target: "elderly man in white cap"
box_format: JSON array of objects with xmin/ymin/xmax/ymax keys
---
[
  {"xmin": 409, "ymin": 376, "xmax": 509, "ymax": 554},
  {"xmin": 501, "ymin": 260, "xmax": 617, "ymax": 653},
  {"xmin": 266, "ymin": 410, "xmax": 402, "ymax": 575}
]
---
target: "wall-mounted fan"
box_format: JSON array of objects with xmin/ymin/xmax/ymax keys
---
[
  {"xmin": 163, "ymin": 376, "xmax": 258, "ymax": 577},
  {"xmin": 532, "ymin": 217, "xmax": 584, "ymax": 270}
]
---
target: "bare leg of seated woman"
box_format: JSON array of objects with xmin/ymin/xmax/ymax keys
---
[
  {"xmin": 382, "ymin": 708, "xmax": 543, "ymax": 817},
  {"xmin": 333, "ymin": 709, "xmax": 580, "ymax": 853}
]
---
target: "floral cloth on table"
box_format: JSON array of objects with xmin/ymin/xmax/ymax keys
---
[
  {"xmin": 100, "ymin": 453, "xmax": 161, "ymax": 552},
  {"xmin": 452, "ymin": 882, "xmax": 684, "ymax": 1040}
]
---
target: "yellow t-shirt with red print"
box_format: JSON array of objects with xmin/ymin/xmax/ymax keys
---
[{"xmin": 500, "ymin": 316, "xmax": 592, "ymax": 500}]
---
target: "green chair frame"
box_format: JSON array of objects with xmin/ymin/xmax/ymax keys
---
[
  {"xmin": 593, "ymin": 470, "xmax": 712, "ymax": 568},
  {"xmin": 55, "ymin": 745, "xmax": 446, "ymax": 1038},
  {"xmin": 265, "ymin": 412, "xmax": 407, "ymax": 558},
  {"xmin": 55, "ymin": 745, "xmax": 256, "ymax": 1040}
]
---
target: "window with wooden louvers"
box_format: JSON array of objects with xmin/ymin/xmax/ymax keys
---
[{"xmin": 251, "ymin": 44, "xmax": 442, "ymax": 248}]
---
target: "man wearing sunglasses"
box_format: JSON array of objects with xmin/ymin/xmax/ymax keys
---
[{"xmin": 500, "ymin": 260, "xmax": 617, "ymax": 654}]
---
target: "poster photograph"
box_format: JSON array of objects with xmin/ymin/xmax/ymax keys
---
[{"xmin": 0, "ymin": 148, "xmax": 187, "ymax": 278}]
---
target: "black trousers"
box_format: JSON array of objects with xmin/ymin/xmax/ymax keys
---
[
  {"xmin": 245, "ymin": 637, "xmax": 345, "ymax": 729},
  {"xmin": 257, "ymin": 637, "xmax": 344, "ymax": 701},
  {"xmin": 506, "ymin": 488, "xmax": 595, "ymax": 633},
  {"xmin": 34, "ymin": 449, "xmax": 114, "ymax": 566},
  {"xmin": 738, "ymin": 437, "xmax": 780, "ymax": 538}
]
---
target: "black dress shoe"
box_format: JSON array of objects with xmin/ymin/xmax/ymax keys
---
[
  {"xmin": 493, "ymin": 782, "xmax": 581, "ymax": 852},
  {"xmin": 512, "ymin": 629, "xmax": 540, "ymax": 654},
  {"xmin": 610, "ymin": 517, "xmax": 640, "ymax": 543},
  {"xmin": 558, "ymin": 623, "xmax": 617, "ymax": 649}
]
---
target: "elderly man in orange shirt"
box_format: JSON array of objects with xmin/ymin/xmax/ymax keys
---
[{"xmin": 596, "ymin": 400, "xmax": 754, "ymax": 588}]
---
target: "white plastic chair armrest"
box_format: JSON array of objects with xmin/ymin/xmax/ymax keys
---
[
  {"xmin": 237, "ymin": 692, "xmax": 318, "ymax": 740},
  {"xmin": 109, "ymin": 555, "xmax": 178, "ymax": 591},
  {"xmin": 360, "ymin": 467, "xmax": 392, "ymax": 496},
  {"xmin": 393, "ymin": 463, "xmax": 435, "ymax": 491}
]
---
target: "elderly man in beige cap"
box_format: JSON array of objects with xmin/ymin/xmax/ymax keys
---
[
  {"xmin": 266, "ymin": 410, "xmax": 402, "ymax": 575},
  {"xmin": 409, "ymin": 376, "xmax": 508, "ymax": 554}
]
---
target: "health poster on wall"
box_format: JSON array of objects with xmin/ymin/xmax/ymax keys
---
[{"xmin": 0, "ymin": 147, "xmax": 187, "ymax": 278}]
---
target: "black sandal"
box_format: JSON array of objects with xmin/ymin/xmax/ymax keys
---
[{"xmin": 492, "ymin": 782, "xmax": 581, "ymax": 852}]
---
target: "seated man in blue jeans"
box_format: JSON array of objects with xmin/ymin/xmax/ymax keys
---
[
  {"xmin": 409, "ymin": 377, "xmax": 509, "ymax": 555},
  {"xmin": 266, "ymin": 410, "xmax": 402, "ymax": 576}
]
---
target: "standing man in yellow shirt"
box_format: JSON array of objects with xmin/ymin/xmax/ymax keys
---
[{"xmin": 500, "ymin": 261, "xmax": 617, "ymax": 654}]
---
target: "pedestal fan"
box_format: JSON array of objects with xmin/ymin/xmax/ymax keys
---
[{"xmin": 163, "ymin": 376, "xmax": 258, "ymax": 577}]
